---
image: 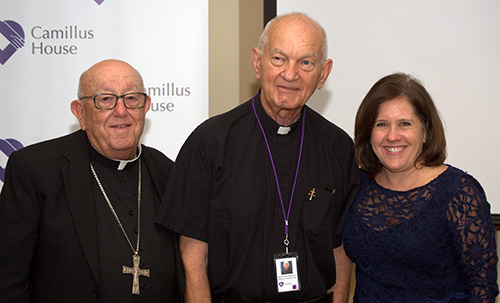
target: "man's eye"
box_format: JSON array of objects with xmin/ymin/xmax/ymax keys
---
[
  {"xmin": 301, "ymin": 60, "xmax": 315, "ymax": 71},
  {"xmin": 271, "ymin": 56, "xmax": 285, "ymax": 66}
]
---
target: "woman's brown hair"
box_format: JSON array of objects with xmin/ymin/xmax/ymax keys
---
[{"xmin": 354, "ymin": 73, "xmax": 446, "ymax": 177}]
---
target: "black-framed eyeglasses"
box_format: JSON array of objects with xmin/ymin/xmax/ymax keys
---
[{"xmin": 79, "ymin": 92, "xmax": 147, "ymax": 110}]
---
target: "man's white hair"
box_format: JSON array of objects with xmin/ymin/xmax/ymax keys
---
[{"xmin": 257, "ymin": 12, "xmax": 328, "ymax": 64}]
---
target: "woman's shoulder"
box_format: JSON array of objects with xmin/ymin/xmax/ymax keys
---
[
  {"xmin": 439, "ymin": 165, "xmax": 485, "ymax": 193},
  {"xmin": 439, "ymin": 165, "xmax": 490, "ymax": 212}
]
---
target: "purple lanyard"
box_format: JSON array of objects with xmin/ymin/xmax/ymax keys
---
[{"xmin": 252, "ymin": 94, "xmax": 305, "ymax": 254}]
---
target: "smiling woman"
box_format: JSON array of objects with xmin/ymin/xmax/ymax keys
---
[
  {"xmin": 343, "ymin": 72, "xmax": 498, "ymax": 303},
  {"xmin": 354, "ymin": 73, "xmax": 446, "ymax": 183},
  {"xmin": 370, "ymin": 97, "xmax": 427, "ymax": 180}
]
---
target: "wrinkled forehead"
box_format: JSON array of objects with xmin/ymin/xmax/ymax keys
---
[
  {"xmin": 92, "ymin": 73, "xmax": 142, "ymax": 91},
  {"xmin": 81, "ymin": 63, "xmax": 144, "ymax": 94},
  {"xmin": 266, "ymin": 17, "xmax": 324, "ymax": 55}
]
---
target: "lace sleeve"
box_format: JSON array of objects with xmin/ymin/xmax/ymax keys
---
[{"xmin": 446, "ymin": 175, "xmax": 499, "ymax": 302}]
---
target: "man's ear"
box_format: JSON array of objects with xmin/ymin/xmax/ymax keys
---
[
  {"xmin": 71, "ymin": 99, "xmax": 86, "ymax": 130},
  {"xmin": 251, "ymin": 47, "xmax": 262, "ymax": 80},
  {"xmin": 143, "ymin": 95, "xmax": 151, "ymax": 114},
  {"xmin": 317, "ymin": 59, "xmax": 333, "ymax": 90}
]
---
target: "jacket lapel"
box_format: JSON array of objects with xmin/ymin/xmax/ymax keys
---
[
  {"xmin": 142, "ymin": 147, "xmax": 170, "ymax": 208},
  {"xmin": 61, "ymin": 131, "xmax": 100, "ymax": 285}
]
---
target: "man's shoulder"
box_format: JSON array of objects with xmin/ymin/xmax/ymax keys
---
[
  {"xmin": 14, "ymin": 130, "xmax": 84, "ymax": 157},
  {"xmin": 203, "ymin": 100, "xmax": 251, "ymax": 127},
  {"xmin": 4, "ymin": 131, "xmax": 86, "ymax": 175},
  {"xmin": 189, "ymin": 100, "xmax": 253, "ymax": 138}
]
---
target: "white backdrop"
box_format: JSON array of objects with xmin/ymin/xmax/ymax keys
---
[
  {"xmin": 278, "ymin": 1, "xmax": 500, "ymax": 214},
  {"xmin": 0, "ymin": 0, "xmax": 208, "ymax": 187}
]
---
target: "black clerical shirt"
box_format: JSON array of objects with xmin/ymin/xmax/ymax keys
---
[
  {"xmin": 158, "ymin": 94, "xmax": 360, "ymax": 302},
  {"xmin": 89, "ymin": 146, "xmax": 177, "ymax": 302}
]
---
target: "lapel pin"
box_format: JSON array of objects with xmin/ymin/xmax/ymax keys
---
[{"xmin": 308, "ymin": 188, "xmax": 317, "ymax": 201}]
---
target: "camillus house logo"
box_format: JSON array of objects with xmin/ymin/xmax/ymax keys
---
[
  {"xmin": 0, "ymin": 138, "xmax": 24, "ymax": 183},
  {"xmin": 0, "ymin": 20, "xmax": 25, "ymax": 65}
]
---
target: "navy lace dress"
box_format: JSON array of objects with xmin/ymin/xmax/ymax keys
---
[{"xmin": 344, "ymin": 165, "xmax": 498, "ymax": 303}]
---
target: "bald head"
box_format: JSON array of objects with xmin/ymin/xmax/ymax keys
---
[
  {"xmin": 258, "ymin": 12, "xmax": 328, "ymax": 64},
  {"xmin": 77, "ymin": 59, "xmax": 145, "ymax": 99},
  {"xmin": 251, "ymin": 12, "xmax": 333, "ymax": 126},
  {"xmin": 71, "ymin": 59, "xmax": 150, "ymax": 160}
]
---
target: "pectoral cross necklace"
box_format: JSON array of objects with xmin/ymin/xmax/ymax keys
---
[{"xmin": 90, "ymin": 160, "xmax": 149, "ymax": 295}]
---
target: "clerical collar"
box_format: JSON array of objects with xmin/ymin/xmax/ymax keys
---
[
  {"xmin": 254, "ymin": 92, "xmax": 303, "ymax": 135},
  {"xmin": 87, "ymin": 139, "xmax": 142, "ymax": 171},
  {"xmin": 277, "ymin": 126, "xmax": 291, "ymax": 135}
]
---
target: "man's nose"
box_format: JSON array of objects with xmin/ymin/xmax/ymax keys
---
[{"xmin": 281, "ymin": 62, "xmax": 299, "ymax": 81}]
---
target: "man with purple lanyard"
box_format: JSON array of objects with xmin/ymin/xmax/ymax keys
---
[{"xmin": 157, "ymin": 13, "xmax": 360, "ymax": 303}]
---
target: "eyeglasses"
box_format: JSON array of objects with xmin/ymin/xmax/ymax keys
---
[{"xmin": 79, "ymin": 92, "xmax": 147, "ymax": 110}]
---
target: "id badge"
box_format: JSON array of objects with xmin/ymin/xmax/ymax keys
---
[{"xmin": 273, "ymin": 252, "xmax": 301, "ymax": 292}]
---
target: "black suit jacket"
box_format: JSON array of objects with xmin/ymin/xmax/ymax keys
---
[{"xmin": 0, "ymin": 130, "xmax": 183, "ymax": 303}]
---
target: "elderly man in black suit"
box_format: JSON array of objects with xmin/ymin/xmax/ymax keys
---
[{"xmin": 0, "ymin": 59, "xmax": 183, "ymax": 303}]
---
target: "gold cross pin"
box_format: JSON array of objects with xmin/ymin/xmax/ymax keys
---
[{"xmin": 308, "ymin": 188, "xmax": 317, "ymax": 201}]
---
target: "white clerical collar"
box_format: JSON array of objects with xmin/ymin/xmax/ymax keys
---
[
  {"xmin": 277, "ymin": 126, "xmax": 292, "ymax": 135},
  {"xmin": 91, "ymin": 144, "xmax": 142, "ymax": 170}
]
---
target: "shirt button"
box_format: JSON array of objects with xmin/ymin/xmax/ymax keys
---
[
  {"xmin": 120, "ymin": 176, "xmax": 127, "ymax": 182},
  {"xmin": 92, "ymin": 290, "xmax": 99, "ymax": 298},
  {"xmin": 129, "ymin": 210, "xmax": 135, "ymax": 216},
  {"xmin": 123, "ymin": 193, "xmax": 131, "ymax": 199}
]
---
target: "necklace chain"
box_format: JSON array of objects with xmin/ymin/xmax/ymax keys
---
[{"xmin": 90, "ymin": 161, "xmax": 141, "ymax": 255}]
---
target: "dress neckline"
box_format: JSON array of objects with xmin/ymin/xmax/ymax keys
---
[{"xmin": 372, "ymin": 165, "xmax": 451, "ymax": 193}]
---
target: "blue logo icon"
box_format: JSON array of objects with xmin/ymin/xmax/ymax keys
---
[
  {"xmin": 0, "ymin": 138, "xmax": 24, "ymax": 183},
  {"xmin": 0, "ymin": 20, "xmax": 25, "ymax": 65}
]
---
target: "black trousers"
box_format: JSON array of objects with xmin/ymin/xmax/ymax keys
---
[{"xmin": 213, "ymin": 292, "xmax": 333, "ymax": 303}]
